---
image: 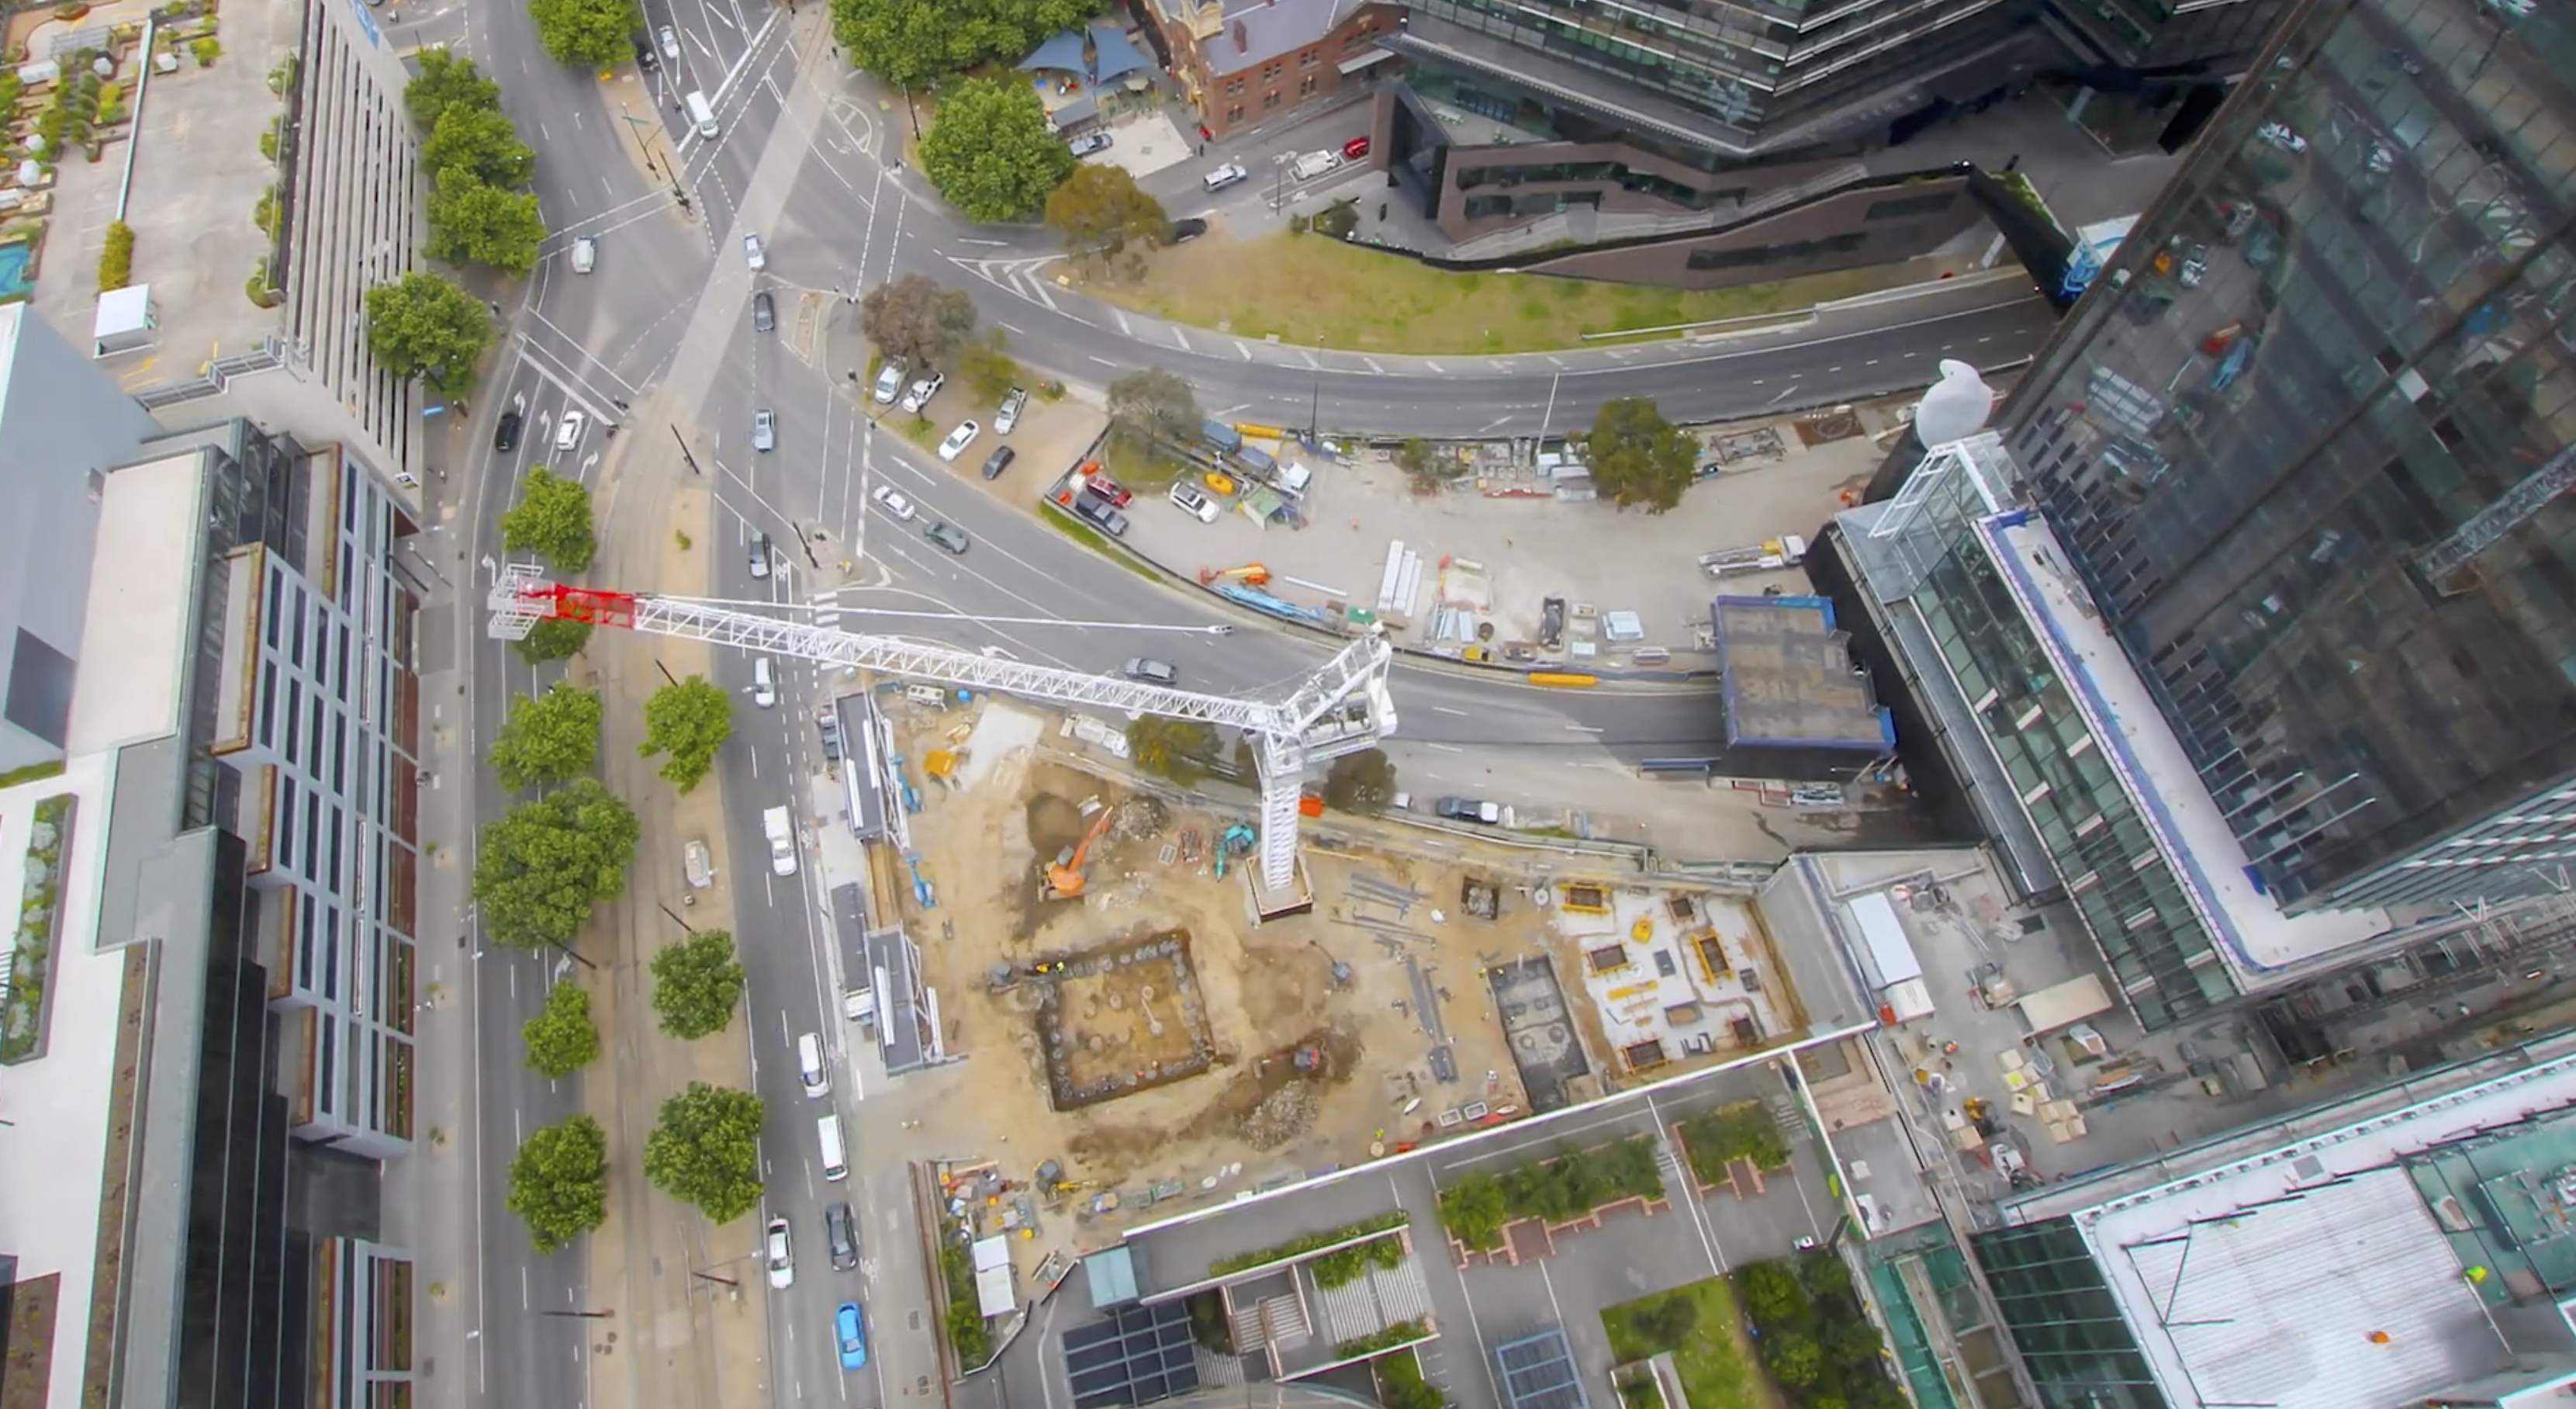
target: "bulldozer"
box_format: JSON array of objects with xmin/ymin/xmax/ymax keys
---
[
  {"xmin": 1045, "ymin": 805, "xmax": 1119, "ymax": 899},
  {"xmin": 1211, "ymin": 822, "xmax": 1257, "ymax": 878}
]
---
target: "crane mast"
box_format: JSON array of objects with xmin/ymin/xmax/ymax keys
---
[{"xmin": 488, "ymin": 564, "xmax": 1397, "ymax": 894}]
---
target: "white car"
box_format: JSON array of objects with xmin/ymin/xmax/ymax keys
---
[
  {"xmin": 2255, "ymin": 122, "xmax": 2307, "ymax": 153},
  {"xmin": 1203, "ymin": 161, "xmax": 1248, "ymax": 192},
  {"xmin": 1067, "ymin": 131, "xmax": 1113, "ymax": 158},
  {"xmin": 994, "ymin": 386, "xmax": 1029, "ymax": 435},
  {"xmin": 897, "ymin": 371, "xmax": 946, "ymax": 414},
  {"xmin": 742, "ymin": 233, "xmax": 766, "ymax": 269},
  {"xmin": 872, "ymin": 358, "xmax": 908, "ymax": 405},
  {"xmin": 554, "ymin": 410, "xmax": 587, "ymax": 452},
  {"xmin": 766, "ymin": 1219, "xmax": 795, "ymax": 1290},
  {"xmin": 659, "ymin": 24, "xmax": 679, "ymax": 58},
  {"xmin": 1168, "ymin": 483, "xmax": 1219, "ymax": 522},
  {"xmin": 752, "ymin": 407, "xmax": 776, "ymax": 452},
  {"xmin": 870, "ymin": 484, "xmax": 917, "ymax": 521},
  {"xmin": 936, "ymin": 420, "xmax": 980, "ymax": 462}
]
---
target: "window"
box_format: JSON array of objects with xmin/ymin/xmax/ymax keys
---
[
  {"xmin": 285, "ymin": 680, "xmax": 303, "ymax": 760},
  {"xmin": 1264, "ymin": 90, "xmax": 1281, "ymax": 109},
  {"xmin": 1300, "ymin": 50, "xmax": 1318, "ymax": 66},
  {"xmin": 1301, "ymin": 74, "xmax": 1318, "ymax": 95},
  {"xmin": 291, "ymin": 585, "xmax": 308, "ymax": 665},
  {"xmin": 259, "ymin": 663, "xmax": 279, "ymax": 746},
  {"xmin": 279, "ymin": 778, "xmax": 299, "ymax": 870},
  {"xmin": 1261, "ymin": 63, "xmax": 1281, "ymax": 80},
  {"xmin": 1226, "ymin": 78, "xmax": 1243, "ymax": 95},
  {"xmin": 1865, "ymin": 192, "xmax": 1959, "ymax": 221},
  {"xmin": 1226, "ymin": 105, "xmax": 1243, "ymax": 123},
  {"xmin": 333, "ymin": 715, "xmax": 347, "ymax": 792}
]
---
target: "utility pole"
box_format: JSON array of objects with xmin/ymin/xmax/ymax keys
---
[{"xmin": 670, "ymin": 425, "xmax": 702, "ymax": 474}]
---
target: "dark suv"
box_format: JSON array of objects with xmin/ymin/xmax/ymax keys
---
[
  {"xmin": 493, "ymin": 410, "xmax": 524, "ymax": 453},
  {"xmin": 980, "ymin": 445, "xmax": 1015, "ymax": 481},
  {"xmin": 826, "ymin": 1201, "xmax": 859, "ymax": 1271}
]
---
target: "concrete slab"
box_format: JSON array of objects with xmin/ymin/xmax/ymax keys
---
[{"xmin": 1095, "ymin": 109, "xmax": 1195, "ymax": 181}]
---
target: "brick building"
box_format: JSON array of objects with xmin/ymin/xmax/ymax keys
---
[{"xmin": 1150, "ymin": 0, "xmax": 1399, "ymax": 140}]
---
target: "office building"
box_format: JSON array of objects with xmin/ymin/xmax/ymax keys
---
[
  {"xmin": 0, "ymin": 417, "xmax": 426, "ymax": 1406},
  {"xmin": 1970, "ymin": 1036, "xmax": 2576, "ymax": 1409},
  {"xmin": 0, "ymin": 305, "xmax": 167, "ymax": 776},
  {"xmin": 1820, "ymin": 0, "xmax": 2576, "ymax": 1029}
]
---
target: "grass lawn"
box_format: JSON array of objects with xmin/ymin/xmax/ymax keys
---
[
  {"xmin": 1090, "ymin": 231, "xmax": 1917, "ymax": 355},
  {"xmin": 1039, "ymin": 504, "xmax": 1161, "ymax": 583},
  {"xmin": 1601, "ymin": 1277, "xmax": 1779, "ymax": 1409}
]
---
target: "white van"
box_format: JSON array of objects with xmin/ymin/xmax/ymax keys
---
[
  {"xmin": 797, "ymin": 1032, "xmax": 829, "ymax": 1098},
  {"xmin": 570, "ymin": 236, "xmax": 597, "ymax": 274},
  {"xmin": 685, "ymin": 90, "xmax": 718, "ymax": 139},
  {"xmin": 817, "ymin": 1114, "xmax": 848, "ymax": 1181},
  {"xmin": 752, "ymin": 656, "xmax": 776, "ymax": 708}
]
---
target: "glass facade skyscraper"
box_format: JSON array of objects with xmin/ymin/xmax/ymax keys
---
[{"xmin": 1998, "ymin": 0, "xmax": 2576, "ymax": 914}]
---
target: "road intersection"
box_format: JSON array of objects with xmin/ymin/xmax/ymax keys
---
[{"xmin": 421, "ymin": 11, "xmax": 2056, "ymax": 1409}]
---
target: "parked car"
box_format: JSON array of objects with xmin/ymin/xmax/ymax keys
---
[
  {"xmin": 1079, "ymin": 463, "xmax": 1132, "ymax": 506},
  {"xmin": 835, "ymin": 1303, "xmax": 868, "ymax": 1370},
  {"xmin": 752, "ymin": 407, "xmax": 776, "ymax": 452},
  {"xmin": 753, "ymin": 290, "xmax": 776, "ymax": 332},
  {"xmin": 898, "ymin": 371, "xmax": 946, "ymax": 414},
  {"xmin": 1067, "ymin": 131, "xmax": 1114, "ymax": 157},
  {"xmin": 937, "ymin": 420, "xmax": 980, "ymax": 462},
  {"xmin": 1203, "ymin": 161, "xmax": 1248, "ymax": 192},
  {"xmin": 924, "ymin": 521, "xmax": 971, "ymax": 555},
  {"xmin": 1072, "ymin": 494, "xmax": 1129, "ymax": 537},
  {"xmin": 817, "ymin": 711, "xmax": 842, "ymax": 763},
  {"xmin": 1168, "ymin": 484, "xmax": 1219, "ymax": 522},
  {"xmin": 1166, "ymin": 217, "xmax": 1208, "ymax": 244},
  {"xmin": 1122, "ymin": 658, "xmax": 1177, "ymax": 686},
  {"xmin": 872, "ymin": 358, "xmax": 909, "ymax": 405},
  {"xmin": 994, "ymin": 386, "xmax": 1029, "ymax": 434},
  {"xmin": 2255, "ymin": 122, "xmax": 2307, "ymax": 153},
  {"xmin": 870, "ymin": 484, "xmax": 917, "ymax": 521},
  {"xmin": 1435, "ymin": 796, "xmax": 1502, "ymax": 824},
  {"xmin": 1342, "ymin": 135, "xmax": 1371, "ymax": 160},
  {"xmin": 570, "ymin": 236, "xmax": 598, "ymax": 273},
  {"xmin": 748, "ymin": 531, "xmax": 772, "ymax": 580},
  {"xmin": 633, "ymin": 36, "xmax": 658, "ymax": 70},
  {"xmin": 659, "ymin": 23, "xmax": 680, "ymax": 57},
  {"xmin": 554, "ymin": 410, "xmax": 587, "ymax": 452},
  {"xmin": 742, "ymin": 233, "xmax": 766, "ymax": 268},
  {"xmin": 979, "ymin": 445, "xmax": 1015, "ymax": 480},
  {"xmin": 826, "ymin": 1201, "xmax": 859, "ymax": 1270},
  {"xmin": 766, "ymin": 1219, "xmax": 795, "ymax": 1290},
  {"xmin": 493, "ymin": 410, "xmax": 524, "ymax": 452}
]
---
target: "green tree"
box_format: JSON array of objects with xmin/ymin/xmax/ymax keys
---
[
  {"xmin": 489, "ymin": 683, "xmax": 602, "ymax": 791},
  {"xmin": 513, "ymin": 616, "xmax": 595, "ymax": 665},
  {"xmin": 1575, "ymin": 397, "xmax": 1699, "ymax": 514},
  {"xmin": 639, "ymin": 675, "xmax": 734, "ymax": 793},
  {"xmin": 1043, "ymin": 163, "xmax": 1168, "ymax": 259},
  {"xmin": 424, "ymin": 102, "xmax": 535, "ymax": 188},
  {"xmin": 643, "ymin": 1082, "xmax": 766, "ymax": 1224},
  {"xmin": 829, "ymin": 0, "xmax": 1092, "ymax": 87},
  {"xmin": 918, "ymin": 78, "xmax": 1074, "ymax": 223},
  {"xmin": 507, "ymin": 1114, "xmax": 607, "ymax": 1252},
  {"xmin": 859, "ymin": 272, "xmax": 978, "ymax": 370},
  {"xmin": 1437, "ymin": 1170, "xmax": 1508, "ymax": 1251},
  {"xmin": 530, "ymin": 0, "xmax": 642, "ymax": 68},
  {"xmin": 427, "ymin": 167, "xmax": 546, "ymax": 275},
  {"xmin": 500, "ymin": 465, "xmax": 598, "ymax": 573},
  {"xmin": 956, "ymin": 329, "xmax": 1023, "ymax": 403},
  {"xmin": 1765, "ymin": 1333, "xmax": 1824, "ymax": 1388},
  {"xmin": 1630, "ymin": 1290, "xmax": 1699, "ymax": 1350},
  {"xmin": 1106, "ymin": 368, "xmax": 1198, "ymax": 459},
  {"xmin": 472, "ymin": 780, "xmax": 640, "ymax": 951},
  {"xmin": 363, "ymin": 271, "xmax": 493, "ymax": 396},
  {"xmin": 1125, "ymin": 717, "xmax": 1218, "ymax": 788},
  {"xmin": 521, "ymin": 980, "xmax": 600, "ymax": 1078},
  {"xmin": 1311, "ymin": 196, "xmax": 1359, "ymax": 240},
  {"xmin": 1322, "ymin": 749, "xmax": 1395, "ymax": 815},
  {"xmin": 406, "ymin": 47, "xmax": 500, "ymax": 131},
  {"xmin": 1737, "ymin": 1259, "xmax": 1807, "ymax": 1328},
  {"xmin": 650, "ymin": 931, "xmax": 745, "ymax": 1040},
  {"xmin": 1396, "ymin": 438, "xmax": 1461, "ymax": 495}
]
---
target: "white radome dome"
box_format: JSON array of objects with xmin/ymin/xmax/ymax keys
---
[{"xmin": 1914, "ymin": 360, "xmax": 1995, "ymax": 446}]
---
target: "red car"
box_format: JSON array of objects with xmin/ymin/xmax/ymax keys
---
[
  {"xmin": 1077, "ymin": 462, "xmax": 1133, "ymax": 507},
  {"xmin": 1343, "ymin": 136, "xmax": 1371, "ymax": 160}
]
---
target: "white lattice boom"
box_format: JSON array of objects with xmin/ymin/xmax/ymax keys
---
[{"xmin": 489, "ymin": 566, "xmax": 1396, "ymax": 891}]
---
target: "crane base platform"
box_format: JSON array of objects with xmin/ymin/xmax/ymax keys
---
[{"xmin": 1246, "ymin": 853, "xmax": 1317, "ymax": 925}]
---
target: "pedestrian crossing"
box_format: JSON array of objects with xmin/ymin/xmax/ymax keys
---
[
  {"xmin": 946, "ymin": 254, "xmax": 1063, "ymax": 311},
  {"xmin": 811, "ymin": 588, "xmax": 845, "ymax": 632}
]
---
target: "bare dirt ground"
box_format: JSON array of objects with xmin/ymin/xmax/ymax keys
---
[{"xmin": 893, "ymin": 702, "xmax": 1543, "ymax": 1227}]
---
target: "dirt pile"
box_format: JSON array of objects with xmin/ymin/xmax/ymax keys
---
[{"xmin": 1241, "ymin": 1083, "xmax": 1319, "ymax": 1151}]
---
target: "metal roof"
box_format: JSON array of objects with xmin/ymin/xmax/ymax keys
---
[
  {"xmin": 1064, "ymin": 1301, "xmax": 1202, "ymax": 1409},
  {"xmin": 1494, "ymin": 1328, "xmax": 1589, "ymax": 1409}
]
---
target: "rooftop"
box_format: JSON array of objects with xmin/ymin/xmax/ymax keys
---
[
  {"xmin": 1980, "ymin": 512, "xmax": 2400, "ymax": 985},
  {"xmin": 1160, "ymin": 0, "xmax": 1368, "ymax": 76},
  {"xmin": 64, "ymin": 449, "xmax": 205, "ymax": 755},
  {"xmin": 1710, "ymin": 594, "xmax": 1894, "ymax": 752},
  {"xmin": 2045, "ymin": 1046, "xmax": 2576, "ymax": 1409}
]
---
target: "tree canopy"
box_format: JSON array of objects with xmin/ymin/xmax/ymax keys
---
[
  {"xmin": 489, "ymin": 683, "xmax": 601, "ymax": 792},
  {"xmin": 644, "ymin": 1082, "xmax": 766, "ymax": 1224},
  {"xmin": 507, "ymin": 1114, "xmax": 607, "ymax": 1252},
  {"xmin": 859, "ymin": 273, "xmax": 978, "ymax": 371},
  {"xmin": 638, "ymin": 675, "xmax": 734, "ymax": 793},
  {"xmin": 650, "ymin": 931, "xmax": 745, "ymax": 1040},
  {"xmin": 829, "ymin": 0, "xmax": 1094, "ymax": 88},
  {"xmin": 521, "ymin": 980, "xmax": 600, "ymax": 1078},
  {"xmin": 363, "ymin": 271, "xmax": 492, "ymax": 396},
  {"xmin": 472, "ymin": 780, "xmax": 639, "ymax": 952},
  {"xmin": 513, "ymin": 616, "xmax": 594, "ymax": 665},
  {"xmin": 424, "ymin": 102, "xmax": 535, "ymax": 189},
  {"xmin": 918, "ymin": 78, "xmax": 1075, "ymax": 223},
  {"xmin": 427, "ymin": 166, "xmax": 546, "ymax": 275},
  {"xmin": 1435, "ymin": 1170, "xmax": 1507, "ymax": 1251},
  {"xmin": 1107, "ymin": 369, "xmax": 1198, "ymax": 456},
  {"xmin": 500, "ymin": 465, "xmax": 598, "ymax": 574},
  {"xmin": 405, "ymin": 48, "xmax": 500, "ymax": 132},
  {"xmin": 1043, "ymin": 164, "xmax": 1167, "ymax": 259},
  {"xmin": 1323, "ymin": 750, "xmax": 1395, "ymax": 815},
  {"xmin": 530, "ymin": 0, "xmax": 641, "ymax": 68},
  {"xmin": 1125, "ymin": 717, "xmax": 1219, "ymax": 788},
  {"xmin": 1576, "ymin": 397, "xmax": 1699, "ymax": 514}
]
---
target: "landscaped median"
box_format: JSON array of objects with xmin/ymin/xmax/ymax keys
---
[
  {"xmin": 1675, "ymin": 1100, "xmax": 1794, "ymax": 1194},
  {"xmin": 1433, "ymin": 1135, "xmax": 1666, "ymax": 1258},
  {"xmin": 1602, "ymin": 1250, "xmax": 1905, "ymax": 1409},
  {"xmin": 2, "ymin": 792, "xmax": 78, "ymax": 1064},
  {"xmin": 1205, "ymin": 1209, "xmax": 1411, "ymax": 1282}
]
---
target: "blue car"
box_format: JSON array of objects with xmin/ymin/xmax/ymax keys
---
[{"xmin": 837, "ymin": 1302, "xmax": 867, "ymax": 1370}]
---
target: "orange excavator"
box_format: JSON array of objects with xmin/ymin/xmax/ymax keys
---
[
  {"xmin": 1197, "ymin": 563, "xmax": 1270, "ymax": 587},
  {"xmin": 1045, "ymin": 805, "xmax": 1119, "ymax": 898}
]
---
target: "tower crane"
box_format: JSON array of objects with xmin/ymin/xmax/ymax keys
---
[{"xmin": 486, "ymin": 564, "xmax": 1398, "ymax": 897}]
